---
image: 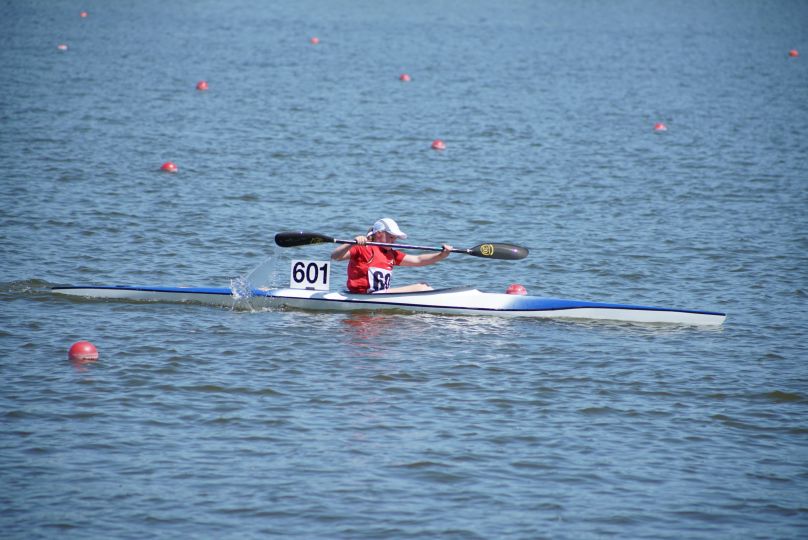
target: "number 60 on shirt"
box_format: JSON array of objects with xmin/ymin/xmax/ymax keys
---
[{"xmin": 289, "ymin": 260, "xmax": 331, "ymax": 291}]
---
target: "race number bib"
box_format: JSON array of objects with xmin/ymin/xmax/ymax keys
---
[
  {"xmin": 290, "ymin": 260, "xmax": 330, "ymax": 291},
  {"xmin": 367, "ymin": 267, "xmax": 392, "ymax": 293}
]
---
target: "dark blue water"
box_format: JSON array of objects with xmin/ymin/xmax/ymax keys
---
[{"xmin": 2, "ymin": 1, "xmax": 807, "ymax": 538}]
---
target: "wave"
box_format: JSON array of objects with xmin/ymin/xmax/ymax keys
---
[{"xmin": 0, "ymin": 278, "xmax": 58, "ymax": 296}]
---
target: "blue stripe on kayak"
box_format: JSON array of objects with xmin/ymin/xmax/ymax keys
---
[
  {"xmin": 505, "ymin": 296, "xmax": 726, "ymax": 316},
  {"xmin": 292, "ymin": 297, "xmax": 725, "ymax": 316},
  {"xmin": 53, "ymin": 285, "xmax": 234, "ymax": 295},
  {"xmin": 250, "ymin": 289, "xmax": 724, "ymax": 316}
]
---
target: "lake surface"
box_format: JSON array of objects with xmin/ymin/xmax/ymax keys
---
[{"xmin": 2, "ymin": 0, "xmax": 807, "ymax": 538}]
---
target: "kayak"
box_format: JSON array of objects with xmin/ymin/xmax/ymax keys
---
[{"xmin": 51, "ymin": 285, "xmax": 726, "ymax": 326}]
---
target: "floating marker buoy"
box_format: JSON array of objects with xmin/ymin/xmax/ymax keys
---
[
  {"xmin": 506, "ymin": 284, "xmax": 527, "ymax": 295},
  {"xmin": 431, "ymin": 139, "xmax": 446, "ymax": 150},
  {"xmin": 789, "ymin": 49, "xmax": 799, "ymax": 57},
  {"xmin": 399, "ymin": 73, "xmax": 411, "ymax": 82},
  {"xmin": 161, "ymin": 161, "xmax": 178, "ymax": 173},
  {"xmin": 80, "ymin": 11, "xmax": 89, "ymax": 18},
  {"xmin": 654, "ymin": 122, "xmax": 668, "ymax": 132},
  {"xmin": 310, "ymin": 37, "xmax": 320, "ymax": 45},
  {"xmin": 57, "ymin": 43, "xmax": 68, "ymax": 51},
  {"xmin": 196, "ymin": 80, "xmax": 209, "ymax": 91},
  {"xmin": 68, "ymin": 341, "xmax": 99, "ymax": 361}
]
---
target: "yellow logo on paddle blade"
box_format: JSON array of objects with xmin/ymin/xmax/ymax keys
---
[{"xmin": 480, "ymin": 244, "xmax": 495, "ymax": 257}]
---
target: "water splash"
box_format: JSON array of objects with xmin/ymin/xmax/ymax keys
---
[
  {"xmin": 229, "ymin": 276, "xmax": 253, "ymax": 301},
  {"xmin": 245, "ymin": 251, "xmax": 282, "ymax": 289},
  {"xmin": 230, "ymin": 251, "xmax": 282, "ymax": 305}
]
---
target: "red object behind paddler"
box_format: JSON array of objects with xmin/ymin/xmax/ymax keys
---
[{"xmin": 506, "ymin": 284, "xmax": 527, "ymax": 295}]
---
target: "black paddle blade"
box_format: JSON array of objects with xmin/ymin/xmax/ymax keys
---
[
  {"xmin": 468, "ymin": 243, "xmax": 529, "ymax": 260},
  {"xmin": 274, "ymin": 231, "xmax": 335, "ymax": 247}
]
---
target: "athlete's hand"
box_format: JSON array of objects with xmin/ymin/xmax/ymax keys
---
[{"xmin": 355, "ymin": 235, "xmax": 369, "ymax": 245}]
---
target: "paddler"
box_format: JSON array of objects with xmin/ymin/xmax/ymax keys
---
[{"xmin": 331, "ymin": 218, "xmax": 452, "ymax": 294}]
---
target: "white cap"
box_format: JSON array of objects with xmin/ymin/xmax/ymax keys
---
[{"xmin": 371, "ymin": 218, "xmax": 407, "ymax": 239}]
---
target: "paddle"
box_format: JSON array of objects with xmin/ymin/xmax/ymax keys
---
[{"xmin": 274, "ymin": 231, "xmax": 529, "ymax": 260}]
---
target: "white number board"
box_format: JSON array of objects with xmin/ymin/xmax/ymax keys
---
[{"xmin": 289, "ymin": 260, "xmax": 331, "ymax": 291}]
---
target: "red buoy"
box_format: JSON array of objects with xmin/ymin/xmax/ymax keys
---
[
  {"xmin": 654, "ymin": 122, "xmax": 668, "ymax": 132},
  {"xmin": 68, "ymin": 341, "xmax": 99, "ymax": 361},
  {"xmin": 506, "ymin": 284, "xmax": 527, "ymax": 295},
  {"xmin": 431, "ymin": 139, "xmax": 446, "ymax": 150},
  {"xmin": 57, "ymin": 43, "xmax": 69, "ymax": 51},
  {"xmin": 80, "ymin": 11, "xmax": 89, "ymax": 18},
  {"xmin": 310, "ymin": 37, "xmax": 320, "ymax": 45},
  {"xmin": 196, "ymin": 80, "xmax": 209, "ymax": 91},
  {"xmin": 161, "ymin": 161, "xmax": 178, "ymax": 173},
  {"xmin": 399, "ymin": 73, "xmax": 411, "ymax": 82},
  {"xmin": 789, "ymin": 49, "xmax": 799, "ymax": 58}
]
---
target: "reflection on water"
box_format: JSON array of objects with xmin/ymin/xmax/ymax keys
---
[
  {"xmin": 69, "ymin": 356, "xmax": 98, "ymax": 372},
  {"xmin": 339, "ymin": 313, "xmax": 401, "ymax": 358}
]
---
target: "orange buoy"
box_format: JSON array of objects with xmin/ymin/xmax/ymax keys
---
[
  {"xmin": 196, "ymin": 80, "xmax": 209, "ymax": 91},
  {"xmin": 68, "ymin": 341, "xmax": 99, "ymax": 361},
  {"xmin": 654, "ymin": 122, "xmax": 668, "ymax": 132},
  {"xmin": 57, "ymin": 43, "xmax": 68, "ymax": 51},
  {"xmin": 431, "ymin": 139, "xmax": 446, "ymax": 150},
  {"xmin": 310, "ymin": 37, "xmax": 320, "ymax": 45},
  {"xmin": 161, "ymin": 161, "xmax": 178, "ymax": 173},
  {"xmin": 506, "ymin": 284, "xmax": 527, "ymax": 295},
  {"xmin": 788, "ymin": 49, "xmax": 799, "ymax": 57},
  {"xmin": 399, "ymin": 73, "xmax": 411, "ymax": 82},
  {"xmin": 80, "ymin": 11, "xmax": 89, "ymax": 18}
]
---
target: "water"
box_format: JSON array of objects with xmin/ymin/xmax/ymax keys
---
[{"xmin": 2, "ymin": 0, "xmax": 807, "ymax": 538}]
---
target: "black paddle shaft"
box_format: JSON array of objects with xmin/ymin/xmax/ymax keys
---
[{"xmin": 274, "ymin": 231, "xmax": 528, "ymax": 260}]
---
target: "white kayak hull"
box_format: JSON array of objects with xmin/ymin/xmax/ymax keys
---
[{"xmin": 52, "ymin": 285, "xmax": 726, "ymax": 326}]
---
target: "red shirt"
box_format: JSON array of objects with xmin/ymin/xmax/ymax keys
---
[{"xmin": 346, "ymin": 244, "xmax": 406, "ymax": 293}]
